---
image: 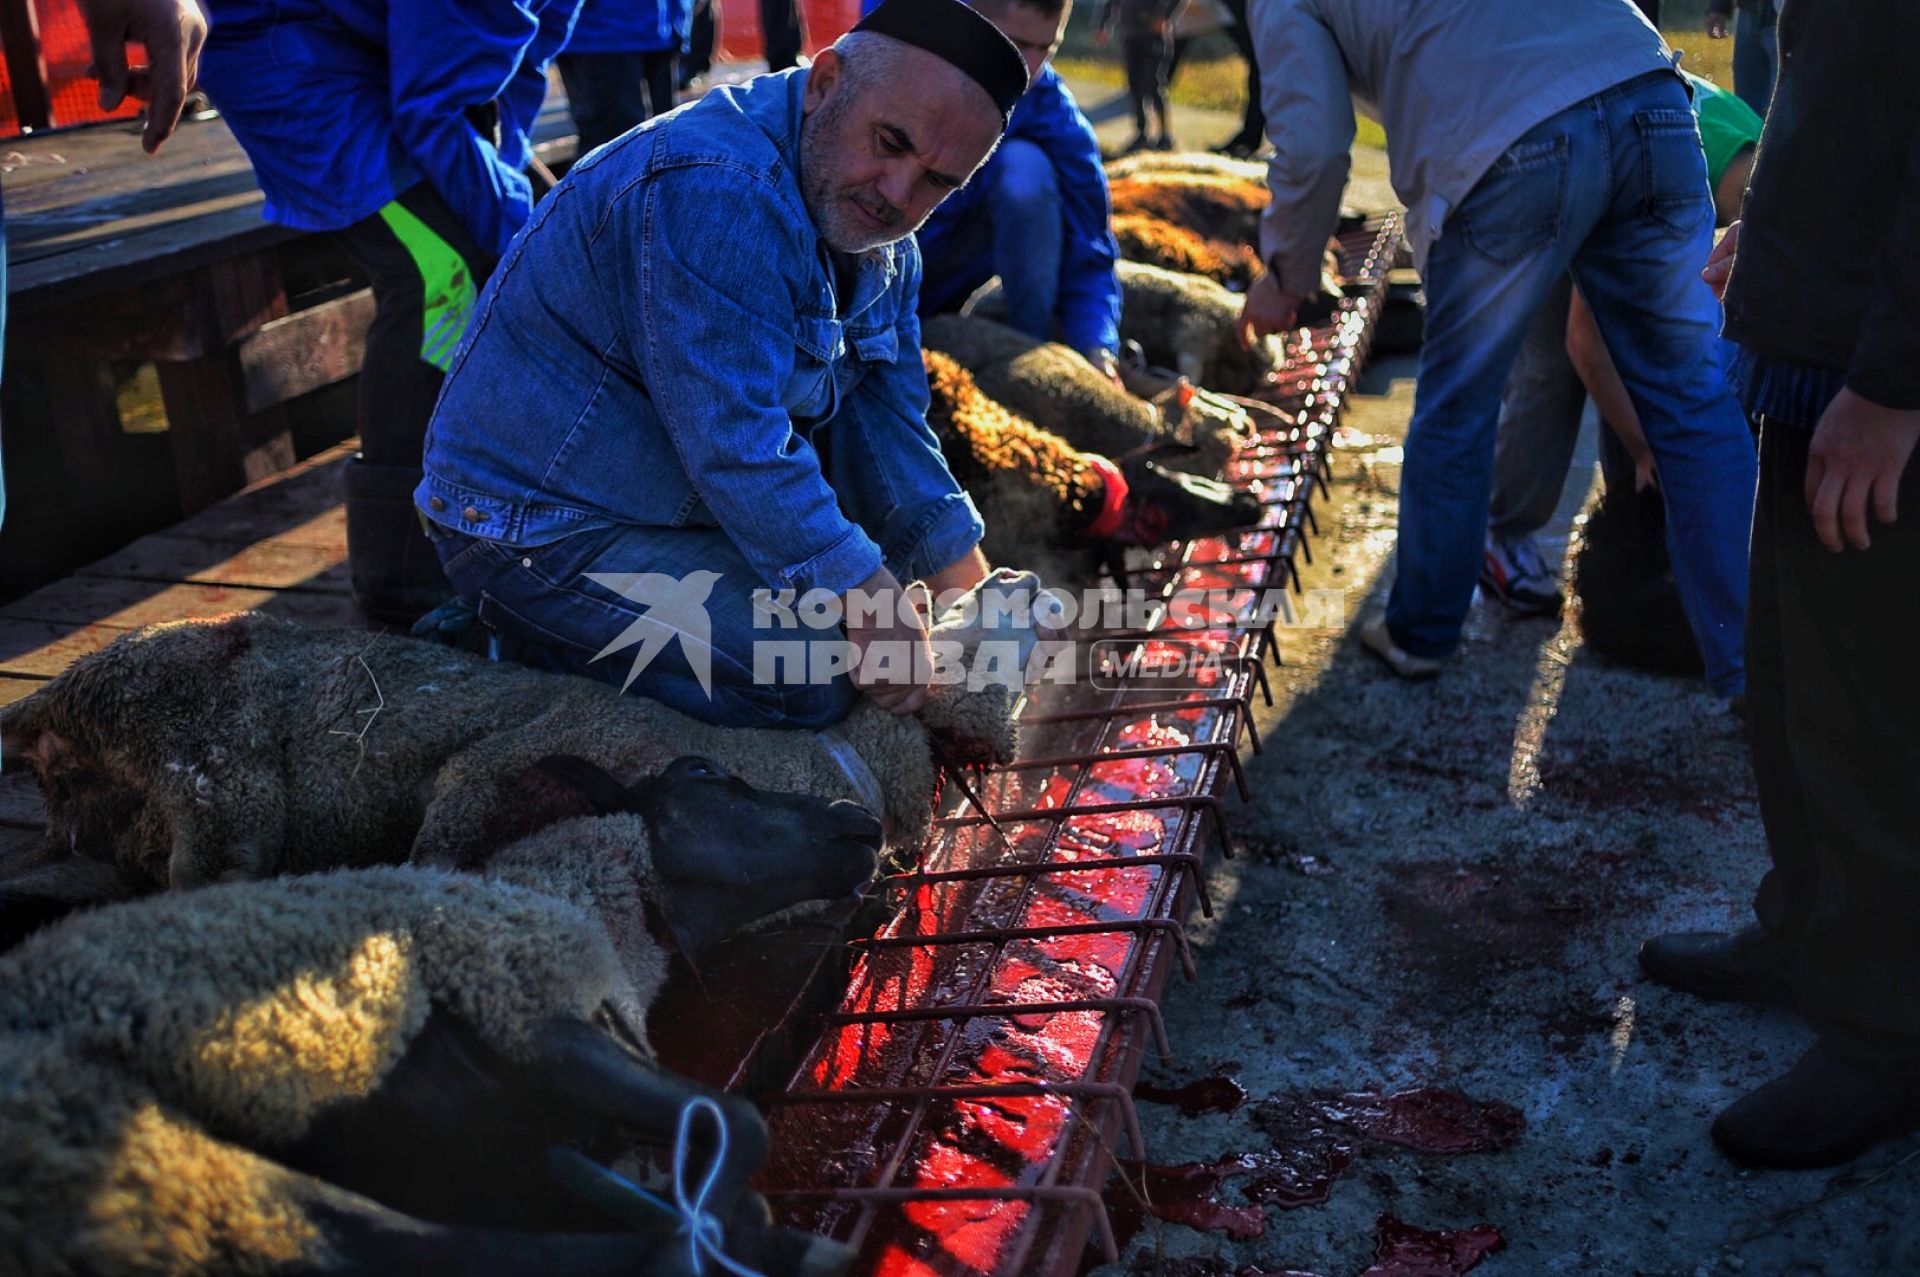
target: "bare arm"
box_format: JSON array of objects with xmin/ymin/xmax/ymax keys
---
[{"xmin": 1565, "ymin": 287, "xmax": 1658, "ymax": 491}]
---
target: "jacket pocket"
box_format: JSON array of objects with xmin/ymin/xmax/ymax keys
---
[
  {"xmin": 1459, "ymin": 135, "xmax": 1568, "ymax": 265},
  {"xmin": 1635, "ymin": 107, "xmax": 1711, "ymax": 236},
  {"xmin": 786, "ymin": 311, "xmax": 843, "ymax": 420}
]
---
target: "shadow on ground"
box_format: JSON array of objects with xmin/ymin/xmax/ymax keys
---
[{"xmin": 1092, "ymin": 357, "xmax": 1919, "ymax": 1277}]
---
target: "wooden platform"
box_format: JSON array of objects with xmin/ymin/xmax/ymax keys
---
[{"xmin": 0, "ymin": 440, "xmax": 365, "ymax": 850}]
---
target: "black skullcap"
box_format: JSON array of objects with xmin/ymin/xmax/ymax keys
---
[{"xmin": 851, "ymin": 0, "xmax": 1030, "ymax": 121}]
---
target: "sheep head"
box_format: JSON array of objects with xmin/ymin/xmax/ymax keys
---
[{"xmin": 483, "ymin": 754, "xmax": 883, "ymax": 966}]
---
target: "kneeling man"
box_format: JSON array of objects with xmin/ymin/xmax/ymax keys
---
[{"xmin": 417, "ymin": 0, "xmax": 1028, "ymax": 728}]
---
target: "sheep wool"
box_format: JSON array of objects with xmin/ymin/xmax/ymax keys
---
[
  {"xmin": 1104, "ymin": 150, "xmax": 1269, "ymax": 185},
  {"xmin": 0, "ymin": 868, "xmax": 635, "ymax": 1275},
  {"xmin": 1112, "ymin": 212, "xmax": 1263, "ymax": 289},
  {"xmin": 1, "ymin": 613, "xmax": 1016, "ymax": 891},
  {"xmin": 920, "ymin": 349, "xmax": 1108, "ymax": 578},
  {"xmin": 1108, "ymin": 173, "xmax": 1269, "ymax": 251},
  {"xmin": 922, "ymin": 313, "xmax": 1243, "ymax": 478},
  {"xmin": 1116, "ymin": 260, "xmax": 1286, "ymax": 395}
]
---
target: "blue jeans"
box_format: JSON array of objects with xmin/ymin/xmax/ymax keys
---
[
  {"xmin": 1732, "ymin": 4, "xmax": 1778, "ymax": 118},
  {"xmin": 432, "ymin": 391, "xmax": 971, "ymax": 728},
  {"xmin": 920, "ymin": 138, "xmax": 1064, "ymax": 344},
  {"xmin": 1388, "ymin": 70, "xmax": 1756, "ymax": 697}
]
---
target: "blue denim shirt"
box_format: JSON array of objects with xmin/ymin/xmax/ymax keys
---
[{"xmin": 418, "ymin": 69, "xmax": 984, "ymax": 596}]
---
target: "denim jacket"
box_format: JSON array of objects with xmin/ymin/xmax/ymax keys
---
[{"xmin": 418, "ymin": 68, "xmax": 984, "ymax": 596}]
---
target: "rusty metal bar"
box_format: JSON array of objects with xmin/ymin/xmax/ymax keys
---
[
  {"xmin": 826, "ymin": 996, "xmax": 1172, "ymax": 1060},
  {"xmin": 937, "ymin": 793, "xmax": 1232, "ymax": 859},
  {"xmin": 767, "ymin": 1185, "xmax": 1122, "ymax": 1265},
  {"xmin": 850, "ymin": 917, "xmax": 1199, "ymax": 982},
  {"xmin": 774, "ymin": 1080, "xmax": 1149, "ymax": 1161},
  {"xmin": 882, "ymin": 851, "xmax": 1214, "ymax": 918}
]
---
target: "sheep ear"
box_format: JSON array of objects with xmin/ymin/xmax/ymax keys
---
[
  {"xmin": 2, "ymin": 725, "xmax": 73, "ymax": 778},
  {"xmin": 532, "ymin": 754, "xmax": 633, "ymax": 815}
]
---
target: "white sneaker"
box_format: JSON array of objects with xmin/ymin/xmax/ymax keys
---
[
  {"xmin": 1480, "ymin": 532, "xmax": 1564, "ymax": 617},
  {"xmin": 1357, "ymin": 615, "xmax": 1443, "ymax": 680}
]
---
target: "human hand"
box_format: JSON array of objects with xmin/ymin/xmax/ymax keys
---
[
  {"xmin": 1804, "ymin": 389, "xmax": 1920, "ymax": 552},
  {"xmin": 78, "ymin": 0, "xmax": 207, "ymax": 154},
  {"xmin": 1701, "ymin": 220, "xmax": 1739, "ymax": 302},
  {"xmin": 843, "ymin": 566, "xmax": 933, "ymax": 714},
  {"xmin": 1235, "ymin": 271, "xmax": 1299, "ymax": 350},
  {"xmin": 1706, "ymin": 11, "xmax": 1729, "ymax": 38},
  {"xmin": 1084, "ymin": 347, "xmax": 1125, "ymax": 389}
]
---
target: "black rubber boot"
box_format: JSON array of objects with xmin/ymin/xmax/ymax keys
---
[
  {"xmin": 1637, "ymin": 924, "xmax": 1796, "ymax": 1007},
  {"xmin": 343, "ymin": 454, "xmax": 453, "ymax": 629}
]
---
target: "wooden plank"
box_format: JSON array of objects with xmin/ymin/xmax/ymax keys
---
[
  {"xmin": 0, "ymin": 0, "xmax": 52, "ymax": 133},
  {"xmin": 80, "ymin": 535, "xmax": 352, "ymax": 594},
  {"xmin": 0, "ymin": 620, "xmax": 126, "ymax": 676},
  {"xmin": 240, "ymin": 288, "xmax": 375, "ymax": 414},
  {"xmin": 166, "ymin": 444, "xmax": 354, "ymax": 544},
  {"xmin": 1, "ymin": 577, "xmax": 365, "ymax": 630},
  {"xmin": 9, "ymin": 207, "xmax": 292, "ymax": 312},
  {"xmin": 0, "ymin": 773, "xmax": 46, "ymax": 831},
  {"xmin": 0, "ymin": 674, "xmax": 47, "ymax": 709}
]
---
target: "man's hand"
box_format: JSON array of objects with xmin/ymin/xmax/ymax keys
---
[
  {"xmin": 1706, "ymin": 10, "xmax": 1729, "ymax": 39},
  {"xmin": 843, "ymin": 565, "xmax": 933, "ymax": 714},
  {"xmin": 1804, "ymin": 389, "xmax": 1920, "ymax": 552},
  {"xmin": 1701, "ymin": 220, "xmax": 1739, "ymax": 302},
  {"xmin": 1235, "ymin": 272, "xmax": 1299, "ymax": 351},
  {"xmin": 1083, "ymin": 347, "xmax": 1125, "ymax": 389},
  {"xmin": 79, "ymin": 0, "xmax": 207, "ymax": 154}
]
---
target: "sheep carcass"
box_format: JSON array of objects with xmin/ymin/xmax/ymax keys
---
[
  {"xmin": 0, "ymin": 595, "xmax": 1022, "ymax": 892},
  {"xmin": 0, "ymin": 864, "xmax": 860, "ymax": 1277},
  {"xmin": 922, "ymin": 313, "xmax": 1255, "ymax": 478},
  {"xmin": 921, "ymin": 349, "xmax": 1260, "ymax": 584}
]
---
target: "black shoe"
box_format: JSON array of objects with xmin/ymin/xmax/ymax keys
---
[
  {"xmin": 1713, "ymin": 1042, "xmax": 1920, "ymax": 1169},
  {"xmin": 343, "ymin": 455, "xmax": 454, "ymax": 628},
  {"xmin": 1637, "ymin": 924, "xmax": 1794, "ymax": 1006}
]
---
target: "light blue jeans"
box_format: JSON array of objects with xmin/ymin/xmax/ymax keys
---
[
  {"xmin": 1388, "ymin": 70, "xmax": 1756, "ymax": 697},
  {"xmin": 923, "ymin": 138, "xmax": 1064, "ymax": 343}
]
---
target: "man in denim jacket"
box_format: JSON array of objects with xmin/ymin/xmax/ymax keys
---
[{"xmin": 418, "ymin": 0, "xmax": 1028, "ymax": 728}]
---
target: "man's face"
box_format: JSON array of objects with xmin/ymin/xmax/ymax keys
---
[
  {"xmin": 981, "ymin": 0, "xmax": 1069, "ymax": 83},
  {"xmin": 800, "ymin": 47, "xmax": 1005, "ymax": 254}
]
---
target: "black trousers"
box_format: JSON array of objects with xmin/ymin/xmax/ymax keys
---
[
  {"xmin": 759, "ymin": 0, "xmax": 802, "ymax": 72},
  {"xmin": 1747, "ymin": 418, "xmax": 1920, "ymax": 1067},
  {"xmin": 1122, "ymin": 31, "xmax": 1172, "ymax": 137},
  {"xmin": 557, "ymin": 50, "xmax": 678, "ymax": 156},
  {"xmin": 1220, "ymin": 0, "xmax": 1264, "ymax": 146},
  {"xmin": 331, "ymin": 184, "xmax": 494, "ymax": 468}
]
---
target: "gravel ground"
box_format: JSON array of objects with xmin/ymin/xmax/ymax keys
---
[{"xmin": 1088, "ymin": 359, "xmax": 1920, "ymax": 1277}]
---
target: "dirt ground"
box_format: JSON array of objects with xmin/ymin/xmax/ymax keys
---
[{"xmin": 1066, "ymin": 93, "xmax": 1920, "ymax": 1277}]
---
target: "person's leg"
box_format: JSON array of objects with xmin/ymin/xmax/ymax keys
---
[
  {"xmin": 683, "ymin": 0, "xmax": 716, "ymax": 86},
  {"xmin": 1146, "ymin": 31, "xmax": 1174, "ymax": 145},
  {"xmin": 641, "ymin": 50, "xmax": 678, "ymax": 119},
  {"xmin": 1488, "ymin": 275, "xmax": 1585, "ymax": 539},
  {"xmin": 557, "ymin": 52, "xmax": 653, "ymax": 153},
  {"xmin": 1731, "ymin": 5, "xmax": 1779, "ymax": 117},
  {"xmin": 437, "ymin": 523, "xmax": 860, "ymax": 728},
  {"xmin": 333, "ymin": 183, "xmax": 496, "ymax": 624},
  {"xmin": 1568, "ymin": 73, "xmax": 1756, "ymax": 698},
  {"xmin": 914, "ymin": 180, "xmax": 996, "ymax": 319},
  {"xmin": 1218, "ymin": 0, "xmax": 1263, "ymax": 151},
  {"xmin": 1383, "ymin": 108, "xmax": 1600, "ymax": 661},
  {"xmin": 1122, "ymin": 34, "xmax": 1153, "ymax": 140},
  {"xmin": 758, "ymin": 0, "xmax": 802, "ymax": 72},
  {"xmin": 981, "ymin": 139, "xmax": 1063, "ymax": 345}
]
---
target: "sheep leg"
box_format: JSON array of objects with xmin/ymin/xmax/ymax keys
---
[
  {"xmin": 283, "ymin": 1173, "xmax": 684, "ymax": 1277},
  {"xmin": 527, "ymin": 1017, "xmax": 770, "ymax": 1225}
]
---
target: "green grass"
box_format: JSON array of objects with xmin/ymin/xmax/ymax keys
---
[{"xmin": 1057, "ymin": 27, "xmax": 1734, "ymax": 153}]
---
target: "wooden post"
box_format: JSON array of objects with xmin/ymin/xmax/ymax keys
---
[
  {"xmin": 156, "ymin": 254, "xmax": 296, "ymax": 513},
  {"xmin": 0, "ymin": 0, "xmax": 53, "ymax": 132}
]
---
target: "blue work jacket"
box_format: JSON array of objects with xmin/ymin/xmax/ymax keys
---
[
  {"xmin": 916, "ymin": 66, "xmax": 1121, "ymax": 356},
  {"xmin": 417, "ymin": 69, "xmax": 983, "ymax": 597},
  {"xmin": 565, "ymin": 0, "xmax": 691, "ymax": 54},
  {"xmin": 199, "ymin": 0, "xmax": 580, "ymax": 257}
]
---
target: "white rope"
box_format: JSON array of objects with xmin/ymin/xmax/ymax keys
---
[{"xmin": 668, "ymin": 1096, "xmax": 767, "ymax": 1277}]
